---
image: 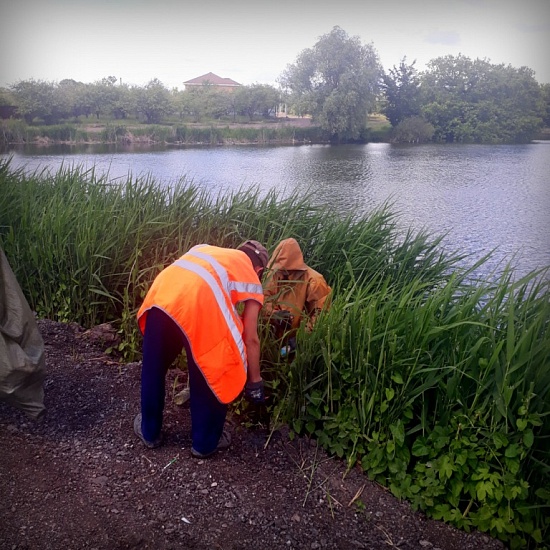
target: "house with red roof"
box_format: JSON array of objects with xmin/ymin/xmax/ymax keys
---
[{"xmin": 183, "ymin": 72, "xmax": 241, "ymax": 92}]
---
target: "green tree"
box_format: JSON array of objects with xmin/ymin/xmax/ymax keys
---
[
  {"xmin": 171, "ymin": 89, "xmax": 188, "ymax": 120},
  {"xmin": 420, "ymin": 55, "xmax": 545, "ymax": 143},
  {"xmin": 87, "ymin": 76, "xmax": 125, "ymax": 120},
  {"xmin": 225, "ymin": 88, "xmax": 242, "ymax": 122},
  {"xmin": 279, "ymin": 26, "xmax": 382, "ymax": 143},
  {"xmin": 235, "ymin": 84, "xmax": 280, "ymax": 121},
  {"xmin": 10, "ymin": 79, "xmax": 57, "ymax": 123},
  {"xmin": 110, "ymin": 83, "xmax": 133, "ymax": 120},
  {"xmin": 382, "ymin": 57, "xmax": 422, "ymax": 126},
  {"xmin": 178, "ymin": 85, "xmax": 230, "ymax": 122},
  {"xmin": 199, "ymin": 86, "xmax": 230, "ymax": 120},
  {"xmin": 540, "ymin": 83, "xmax": 550, "ymax": 127},
  {"xmin": 58, "ymin": 79, "xmax": 90, "ymax": 120},
  {"xmin": 0, "ymin": 87, "xmax": 18, "ymax": 118},
  {"xmin": 134, "ymin": 78, "xmax": 173, "ymax": 123}
]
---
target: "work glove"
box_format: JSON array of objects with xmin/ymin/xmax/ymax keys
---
[{"xmin": 244, "ymin": 379, "xmax": 265, "ymax": 405}]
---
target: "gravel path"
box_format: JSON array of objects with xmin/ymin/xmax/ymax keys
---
[{"xmin": 0, "ymin": 320, "xmax": 505, "ymax": 550}]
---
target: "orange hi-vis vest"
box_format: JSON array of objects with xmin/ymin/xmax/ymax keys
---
[{"xmin": 137, "ymin": 244, "xmax": 264, "ymax": 404}]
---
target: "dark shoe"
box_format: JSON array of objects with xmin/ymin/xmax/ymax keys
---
[
  {"xmin": 191, "ymin": 429, "xmax": 232, "ymax": 458},
  {"xmin": 134, "ymin": 413, "xmax": 162, "ymax": 449}
]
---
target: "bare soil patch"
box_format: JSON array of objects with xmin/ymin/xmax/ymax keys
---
[{"xmin": 0, "ymin": 320, "xmax": 505, "ymax": 550}]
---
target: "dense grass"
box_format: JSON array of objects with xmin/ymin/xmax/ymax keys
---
[
  {"xmin": 0, "ymin": 119, "xmax": 326, "ymax": 146},
  {"xmin": 1, "ymin": 159, "xmax": 548, "ymax": 548}
]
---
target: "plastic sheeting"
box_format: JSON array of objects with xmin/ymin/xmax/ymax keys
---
[{"xmin": 0, "ymin": 247, "xmax": 45, "ymax": 419}]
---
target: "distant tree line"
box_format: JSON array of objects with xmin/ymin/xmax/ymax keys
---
[
  {"xmin": 279, "ymin": 27, "xmax": 549, "ymax": 144},
  {"xmin": 0, "ymin": 76, "xmax": 281, "ymax": 126},
  {"xmin": 381, "ymin": 54, "xmax": 550, "ymax": 143},
  {"xmin": 1, "ymin": 26, "xmax": 549, "ymax": 144}
]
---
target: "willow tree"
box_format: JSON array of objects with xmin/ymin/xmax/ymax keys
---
[{"xmin": 279, "ymin": 26, "xmax": 383, "ymax": 143}]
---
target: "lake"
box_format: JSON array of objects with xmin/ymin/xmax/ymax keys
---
[{"xmin": 2, "ymin": 141, "xmax": 549, "ymax": 281}]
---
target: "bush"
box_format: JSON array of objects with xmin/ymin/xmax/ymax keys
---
[{"xmin": 392, "ymin": 116, "xmax": 435, "ymax": 143}]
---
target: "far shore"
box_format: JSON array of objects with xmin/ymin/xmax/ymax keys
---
[
  {"xmin": 2, "ymin": 116, "xmax": 548, "ymax": 147},
  {"xmin": 1, "ymin": 116, "xmax": 333, "ymax": 146}
]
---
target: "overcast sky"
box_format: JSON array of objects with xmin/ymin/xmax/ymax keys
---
[{"xmin": 1, "ymin": 0, "xmax": 549, "ymax": 90}]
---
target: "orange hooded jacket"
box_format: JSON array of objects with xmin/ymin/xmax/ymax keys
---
[
  {"xmin": 263, "ymin": 238, "xmax": 331, "ymax": 332},
  {"xmin": 137, "ymin": 244, "xmax": 264, "ymax": 404}
]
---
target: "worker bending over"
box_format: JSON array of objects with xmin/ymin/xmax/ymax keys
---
[
  {"xmin": 134, "ymin": 241, "xmax": 268, "ymax": 458},
  {"xmin": 264, "ymin": 238, "xmax": 331, "ymax": 351}
]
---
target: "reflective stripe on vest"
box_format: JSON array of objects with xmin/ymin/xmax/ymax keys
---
[
  {"xmin": 188, "ymin": 246, "xmax": 263, "ymax": 296},
  {"xmin": 173, "ymin": 256, "xmax": 248, "ymax": 374},
  {"xmin": 137, "ymin": 244, "xmax": 263, "ymax": 403}
]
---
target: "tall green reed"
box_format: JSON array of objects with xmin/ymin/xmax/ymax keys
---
[
  {"xmin": 1, "ymin": 157, "xmax": 548, "ymax": 547},
  {"xmin": 0, "ymin": 158, "xmax": 330, "ymax": 329},
  {"xmin": 285, "ymin": 243, "xmax": 549, "ymax": 547}
]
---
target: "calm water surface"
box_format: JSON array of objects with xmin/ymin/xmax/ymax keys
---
[{"xmin": 3, "ymin": 142, "xmax": 549, "ymax": 280}]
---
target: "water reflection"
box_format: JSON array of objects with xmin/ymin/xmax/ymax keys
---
[{"xmin": 2, "ymin": 142, "xmax": 549, "ymax": 280}]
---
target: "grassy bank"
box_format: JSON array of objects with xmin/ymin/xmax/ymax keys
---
[
  {"xmin": 1, "ymin": 159, "xmax": 548, "ymax": 548},
  {"xmin": 0, "ymin": 119, "xmax": 328, "ymax": 146},
  {"xmin": 0, "ymin": 115, "xmax": 392, "ymax": 146}
]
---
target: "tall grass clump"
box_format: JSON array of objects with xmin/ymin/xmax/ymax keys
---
[
  {"xmin": 0, "ymin": 158, "xmax": 326, "ymax": 352},
  {"xmin": 38, "ymin": 124, "xmax": 77, "ymax": 141},
  {"xmin": 172, "ymin": 125, "xmax": 325, "ymax": 145},
  {"xmin": 100, "ymin": 124, "xmax": 128, "ymax": 142},
  {"xmin": 1, "ymin": 158, "xmax": 548, "ymax": 547},
  {"xmin": 130, "ymin": 124, "xmax": 175, "ymax": 143},
  {"xmin": 172, "ymin": 125, "xmax": 225, "ymax": 144},
  {"xmin": 0, "ymin": 119, "xmax": 31, "ymax": 146},
  {"xmin": 284, "ymin": 248, "xmax": 549, "ymax": 547}
]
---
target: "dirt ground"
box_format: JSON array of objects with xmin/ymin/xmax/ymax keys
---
[{"xmin": 0, "ymin": 320, "xmax": 506, "ymax": 550}]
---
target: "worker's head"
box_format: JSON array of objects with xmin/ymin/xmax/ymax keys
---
[{"xmin": 238, "ymin": 240, "xmax": 269, "ymax": 278}]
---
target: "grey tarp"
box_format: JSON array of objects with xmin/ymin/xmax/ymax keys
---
[{"xmin": 0, "ymin": 247, "xmax": 46, "ymax": 419}]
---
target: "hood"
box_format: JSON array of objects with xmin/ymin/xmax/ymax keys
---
[{"xmin": 268, "ymin": 238, "xmax": 308, "ymax": 272}]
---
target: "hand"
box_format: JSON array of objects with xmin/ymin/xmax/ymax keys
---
[
  {"xmin": 244, "ymin": 379, "xmax": 265, "ymax": 404},
  {"xmin": 271, "ymin": 310, "xmax": 293, "ymax": 330}
]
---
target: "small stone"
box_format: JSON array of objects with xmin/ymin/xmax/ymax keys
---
[{"xmin": 91, "ymin": 476, "xmax": 108, "ymax": 486}]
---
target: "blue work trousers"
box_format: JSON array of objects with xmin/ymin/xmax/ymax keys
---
[{"xmin": 140, "ymin": 306, "xmax": 227, "ymax": 454}]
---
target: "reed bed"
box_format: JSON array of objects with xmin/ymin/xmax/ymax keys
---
[
  {"xmin": 0, "ymin": 120, "xmax": 325, "ymax": 146},
  {"xmin": 0, "ymin": 158, "xmax": 548, "ymax": 547}
]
